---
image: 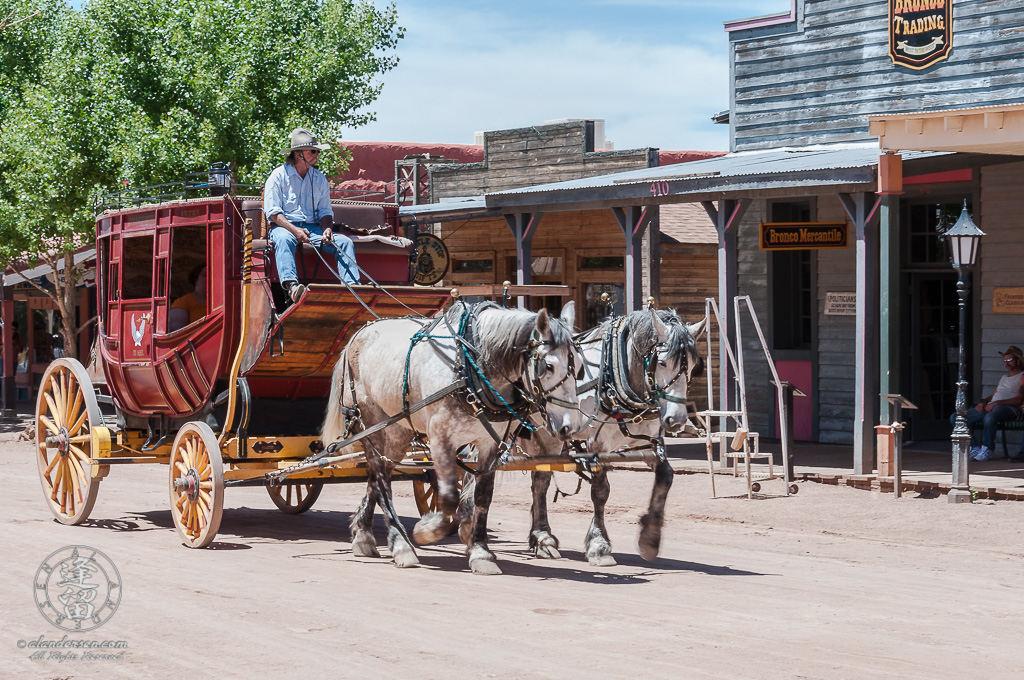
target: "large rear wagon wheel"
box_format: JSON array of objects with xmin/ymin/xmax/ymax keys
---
[
  {"xmin": 267, "ymin": 483, "xmax": 322, "ymax": 514},
  {"xmin": 169, "ymin": 421, "xmax": 224, "ymax": 548},
  {"xmin": 35, "ymin": 358, "xmax": 103, "ymax": 525}
]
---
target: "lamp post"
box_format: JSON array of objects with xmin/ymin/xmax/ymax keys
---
[{"xmin": 946, "ymin": 200, "xmax": 985, "ymax": 504}]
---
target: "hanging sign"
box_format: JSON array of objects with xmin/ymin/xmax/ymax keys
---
[
  {"xmin": 759, "ymin": 222, "xmax": 848, "ymax": 250},
  {"xmin": 889, "ymin": 0, "xmax": 952, "ymax": 70}
]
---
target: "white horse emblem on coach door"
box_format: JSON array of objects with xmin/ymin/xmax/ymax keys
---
[{"xmin": 130, "ymin": 313, "xmax": 146, "ymax": 347}]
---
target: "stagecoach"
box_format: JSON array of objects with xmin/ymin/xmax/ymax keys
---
[
  {"xmin": 35, "ymin": 175, "xmax": 458, "ymax": 547},
  {"xmin": 34, "ymin": 172, "xmax": 699, "ymax": 566}
]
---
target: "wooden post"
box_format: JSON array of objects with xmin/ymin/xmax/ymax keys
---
[
  {"xmin": 840, "ymin": 192, "xmax": 882, "ymax": 476},
  {"xmin": 702, "ymin": 199, "xmax": 749, "ymax": 454},
  {"xmin": 504, "ymin": 212, "xmax": 543, "ymax": 308},
  {"xmin": 879, "ymin": 196, "xmax": 900, "ymax": 421},
  {"xmin": 612, "ymin": 206, "xmax": 649, "ymax": 311}
]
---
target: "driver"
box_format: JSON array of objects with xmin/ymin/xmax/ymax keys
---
[{"xmin": 263, "ymin": 128, "xmax": 361, "ymax": 302}]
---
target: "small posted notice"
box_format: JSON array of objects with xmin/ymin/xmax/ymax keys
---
[
  {"xmin": 824, "ymin": 292, "xmax": 856, "ymax": 316},
  {"xmin": 993, "ymin": 287, "xmax": 1024, "ymax": 315}
]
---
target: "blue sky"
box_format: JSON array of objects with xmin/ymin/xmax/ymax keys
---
[{"xmin": 353, "ymin": 0, "xmax": 787, "ymax": 151}]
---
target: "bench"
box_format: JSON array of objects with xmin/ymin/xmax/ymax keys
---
[
  {"xmin": 968, "ymin": 411, "xmax": 1024, "ymax": 458},
  {"xmin": 239, "ymin": 199, "xmax": 413, "ymax": 285}
]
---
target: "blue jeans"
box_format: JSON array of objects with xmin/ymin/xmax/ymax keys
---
[
  {"xmin": 269, "ymin": 223, "xmax": 359, "ymax": 285},
  {"xmin": 952, "ymin": 404, "xmax": 1017, "ymax": 451}
]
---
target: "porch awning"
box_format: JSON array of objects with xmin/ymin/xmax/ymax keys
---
[
  {"xmin": 869, "ymin": 103, "xmax": 1024, "ymax": 156},
  {"xmin": 3, "ymin": 248, "xmax": 96, "ymax": 286}
]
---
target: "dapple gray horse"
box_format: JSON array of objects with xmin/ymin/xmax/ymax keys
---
[
  {"xmin": 322, "ymin": 301, "xmax": 582, "ymax": 574},
  {"xmin": 461, "ymin": 308, "xmax": 704, "ymax": 565}
]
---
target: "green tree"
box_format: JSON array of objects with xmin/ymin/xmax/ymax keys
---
[{"xmin": 0, "ymin": 0, "xmax": 402, "ymax": 358}]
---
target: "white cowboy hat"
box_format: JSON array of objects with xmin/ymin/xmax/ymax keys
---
[{"xmin": 280, "ymin": 128, "xmax": 332, "ymax": 154}]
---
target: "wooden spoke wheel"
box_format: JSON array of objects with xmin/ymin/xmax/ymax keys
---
[
  {"xmin": 412, "ymin": 471, "xmax": 439, "ymax": 516},
  {"xmin": 267, "ymin": 483, "xmax": 323, "ymax": 514},
  {"xmin": 36, "ymin": 358, "xmax": 103, "ymax": 525},
  {"xmin": 412, "ymin": 471, "xmax": 464, "ymax": 517},
  {"xmin": 168, "ymin": 421, "xmax": 224, "ymax": 548}
]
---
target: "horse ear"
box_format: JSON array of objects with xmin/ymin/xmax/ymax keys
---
[
  {"xmin": 686, "ymin": 317, "xmax": 707, "ymax": 340},
  {"xmin": 559, "ymin": 300, "xmax": 576, "ymax": 332},
  {"xmin": 535, "ymin": 307, "xmax": 551, "ymax": 338},
  {"xmin": 651, "ymin": 308, "xmax": 669, "ymax": 343}
]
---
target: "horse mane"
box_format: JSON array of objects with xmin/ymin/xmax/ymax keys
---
[{"xmin": 448, "ymin": 301, "xmax": 573, "ymax": 377}]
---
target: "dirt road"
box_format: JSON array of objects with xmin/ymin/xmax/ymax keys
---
[{"xmin": 2, "ymin": 432, "xmax": 1022, "ymax": 680}]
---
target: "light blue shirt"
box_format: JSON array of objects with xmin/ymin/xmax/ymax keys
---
[{"xmin": 263, "ymin": 163, "xmax": 332, "ymax": 225}]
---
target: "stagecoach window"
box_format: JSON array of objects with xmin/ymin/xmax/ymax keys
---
[{"xmin": 121, "ymin": 235, "xmax": 155, "ymax": 300}]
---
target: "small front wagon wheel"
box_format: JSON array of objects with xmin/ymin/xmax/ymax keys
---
[
  {"xmin": 267, "ymin": 483, "xmax": 323, "ymax": 514},
  {"xmin": 36, "ymin": 359, "xmax": 103, "ymax": 525},
  {"xmin": 169, "ymin": 421, "xmax": 224, "ymax": 548}
]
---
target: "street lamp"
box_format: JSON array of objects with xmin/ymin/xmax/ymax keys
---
[{"xmin": 947, "ymin": 200, "xmax": 985, "ymax": 504}]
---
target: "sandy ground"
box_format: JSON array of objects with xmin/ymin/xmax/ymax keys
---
[{"xmin": 3, "ymin": 432, "xmax": 1023, "ymax": 680}]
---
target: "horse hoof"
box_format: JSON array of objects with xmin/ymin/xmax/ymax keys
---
[
  {"xmin": 392, "ymin": 549, "xmax": 420, "ymax": 568},
  {"xmin": 469, "ymin": 546, "xmax": 502, "ymax": 575},
  {"xmin": 588, "ymin": 553, "xmax": 617, "ymax": 567},
  {"xmin": 530, "ymin": 531, "xmax": 560, "ymax": 559},
  {"xmin": 638, "ymin": 514, "xmax": 662, "ymax": 562},
  {"xmin": 470, "ymin": 559, "xmax": 503, "ymax": 576},
  {"xmin": 351, "ymin": 535, "xmax": 381, "ymax": 558},
  {"xmin": 413, "ymin": 511, "xmax": 451, "ymax": 545},
  {"xmin": 536, "ymin": 544, "xmax": 561, "ymax": 560}
]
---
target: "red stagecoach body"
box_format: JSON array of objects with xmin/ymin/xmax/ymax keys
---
[{"xmin": 94, "ymin": 196, "xmax": 448, "ymax": 426}]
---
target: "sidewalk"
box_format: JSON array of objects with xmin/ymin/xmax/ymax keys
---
[{"xmin": 665, "ymin": 436, "xmax": 1024, "ymax": 501}]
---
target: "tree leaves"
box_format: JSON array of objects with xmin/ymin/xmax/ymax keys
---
[{"xmin": 0, "ymin": 0, "xmax": 401, "ymax": 265}]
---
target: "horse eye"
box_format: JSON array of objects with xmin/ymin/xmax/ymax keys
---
[{"xmin": 545, "ymin": 362, "xmax": 555, "ymax": 374}]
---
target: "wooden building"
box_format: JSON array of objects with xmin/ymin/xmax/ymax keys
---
[{"xmin": 400, "ymin": 1, "xmax": 1024, "ymax": 472}]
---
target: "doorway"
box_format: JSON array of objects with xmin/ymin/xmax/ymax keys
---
[{"xmin": 901, "ymin": 199, "xmax": 968, "ymax": 441}]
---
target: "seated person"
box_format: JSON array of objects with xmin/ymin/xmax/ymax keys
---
[
  {"xmin": 264, "ymin": 128, "xmax": 371, "ymax": 302},
  {"xmin": 952, "ymin": 346, "xmax": 1024, "ymax": 461},
  {"xmin": 169, "ymin": 265, "xmax": 207, "ymax": 332}
]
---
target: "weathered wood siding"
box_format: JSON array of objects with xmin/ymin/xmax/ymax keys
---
[
  {"xmin": 814, "ymin": 197, "xmax": 857, "ymax": 444},
  {"xmin": 734, "ymin": 196, "xmax": 858, "ymax": 443},
  {"xmin": 979, "ymin": 160, "xmax": 1024, "ymax": 449},
  {"xmin": 660, "ymin": 242, "xmax": 719, "ymax": 412},
  {"xmin": 730, "ymin": 0, "xmax": 1024, "ymax": 151},
  {"xmin": 735, "ymin": 201, "xmax": 775, "ymax": 436},
  {"xmin": 431, "ymin": 122, "xmax": 656, "ymax": 200}
]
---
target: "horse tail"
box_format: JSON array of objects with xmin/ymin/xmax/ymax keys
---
[{"xmin": 321, "ymin": 348, "xmax": 350, "ymax": 446}]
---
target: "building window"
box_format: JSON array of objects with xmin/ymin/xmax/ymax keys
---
[
  {"xmin": 906, "ymin": 201, "xmax": 968, "ymax": 266},
  {"xmin": 580, "ymin": 256, "xmax": 624, "ymax": 270},
  {"xmin": 453, "ymin": 258, "xmax": 493, "ymax": 273},
  {"xmin": 769, "ymin": 201, "xmax": 814, "ymax": 351}
]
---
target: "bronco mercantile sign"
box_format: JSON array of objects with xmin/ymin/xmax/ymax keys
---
[
  {"xmin": 889, "ymin": 0, "xmax": 952, "ymax": 69},
  {"xmin": 760, "ymin": 223, "xmax": 848, "ymax": 251}
]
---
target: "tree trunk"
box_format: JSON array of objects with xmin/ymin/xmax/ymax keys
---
[{"xmin": 28, "ymin": 249, "xmax": 81, "ymax": 361}]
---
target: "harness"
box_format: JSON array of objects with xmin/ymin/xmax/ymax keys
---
[
  {"xmin": 289, "ymin": 301, "xmax": 578, "ymax": 480},
  {"xmin": 589, "ymin": 315, "xmax": 692, "ymax": 454}
]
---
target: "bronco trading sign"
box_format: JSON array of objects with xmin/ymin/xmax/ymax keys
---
[{"xmin": 889, "ymin": 0, "xmax": 952, "ymax": 69}]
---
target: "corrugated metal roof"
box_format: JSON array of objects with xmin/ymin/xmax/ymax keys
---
[
  {"xmin": 398, "ymin": 196, "xmax": 487, "ymax": 218},
  {"xmin": 487, "ymin": 143, "xmax": 949, "ymax": 199}
]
